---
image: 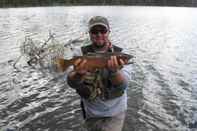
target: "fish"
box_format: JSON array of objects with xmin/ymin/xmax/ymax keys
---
[{"xmin": 54, "ymin": 52, "xmax": 134, "ymax": 72}]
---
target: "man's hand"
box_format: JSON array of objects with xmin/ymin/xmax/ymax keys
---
[
  {"xmin": 107, "ymin": 56, "xmax": 128, "ymax": 85},
  {"xmin": 74, "ymin": 58, "xmax": 88, "ymax": 75},
  {"xmin": 107, "ymin": 56, "xmax": 127, "ymax": 72}
]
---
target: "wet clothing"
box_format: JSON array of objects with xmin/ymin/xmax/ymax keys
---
[
  {"xmin": 84, "ymin": 111, "xmax": 126, "ymax": 131},
  {"xmin": 67, "ymin": 44, "xmax": 131, "ymax": 131}
]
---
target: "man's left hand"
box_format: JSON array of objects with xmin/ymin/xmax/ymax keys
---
[{"xmin": 107, "ymin": 56, "xmax": 127, "ymax": 72}]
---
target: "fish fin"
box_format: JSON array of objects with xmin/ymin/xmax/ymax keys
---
[{"xmin": 54, "ymin": 58, "xmax": 71, "ymax": 72}]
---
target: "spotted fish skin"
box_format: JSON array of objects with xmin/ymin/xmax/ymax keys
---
[{"xmin": 55, "ymin": 52, "xmax": 134, "ymax": 72}]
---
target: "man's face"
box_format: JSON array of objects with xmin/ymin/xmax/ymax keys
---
[{"xmin": 89, "ymin": 25, "xmax": 110, "ymax": 48}]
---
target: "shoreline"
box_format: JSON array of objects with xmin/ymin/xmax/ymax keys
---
[{"xmin": 0, "ymin": 4, "xmax": 197, "ymax": 9}]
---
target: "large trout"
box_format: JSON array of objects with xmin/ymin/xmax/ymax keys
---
[{"xmin": 55, "ymin": 52, "xmax": 134, "ymax": 72}]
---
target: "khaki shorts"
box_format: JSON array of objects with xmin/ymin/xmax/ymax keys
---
[{"xmin": 84, "ymin": 112, "xmax": 126, "ymax": 131}]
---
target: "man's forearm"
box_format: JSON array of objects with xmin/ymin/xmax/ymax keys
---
[
  {"xmin": 109, "ymin": 70, "xmax": 127, "ymax": 86},
  {"xmin": 67, "ymin": 71, "xmax": 83, "ymax": 89}
]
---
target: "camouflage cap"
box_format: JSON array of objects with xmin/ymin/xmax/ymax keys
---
[{"xmin": 88, "ymin": 16, "xmax": 110, "ymax": 31}]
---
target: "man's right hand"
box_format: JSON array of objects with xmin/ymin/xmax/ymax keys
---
[{"xmin": 74, "ymin": 58, "xmax": 88, "ymax": 75}]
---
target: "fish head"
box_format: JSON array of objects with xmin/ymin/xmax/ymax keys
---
[
  {"xmin": 118, "ymin": 53, "xmax": 134, "ymax": 60},
  {"xmin": 117, "ymin": 53, "xmax": 134, "ymax": 64}
]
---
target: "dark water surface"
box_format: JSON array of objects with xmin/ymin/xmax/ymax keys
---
[{"xmin": 0, "ymin": 6, "xmax": 197, "ymax": 131}]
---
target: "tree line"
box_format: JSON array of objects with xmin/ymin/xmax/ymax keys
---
[{"xmin": 0, "ymin": 0, "xmax": 197, "ymax": 8}]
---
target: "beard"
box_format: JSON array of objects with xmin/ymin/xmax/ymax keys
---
[
  {"xmin": 92, "ymin": 37, "xmax": 109, "ymax": 49},
  {"xmin": 90, "ymin": 33, "xmax": 110, "ymax": 50},
  {"xmin": 93, "ymin": 41, "xmax": 106, "ymax": 49}
]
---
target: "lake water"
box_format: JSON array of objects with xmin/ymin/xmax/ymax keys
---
[{"xmin": 0, "ymin": 6, "xmax": 197, "ymax": 131}]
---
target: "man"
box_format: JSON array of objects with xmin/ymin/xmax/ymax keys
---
[{"xmin": 67, "ymin": 16, "xmax": 130, "ymax": 131}]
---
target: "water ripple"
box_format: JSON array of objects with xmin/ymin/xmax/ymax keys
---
[{"xmin": 0, "ymin": 6, "xmax": 197, "ymax": 131}]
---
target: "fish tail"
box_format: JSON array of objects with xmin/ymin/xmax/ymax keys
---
[{"xmin": 54, "ymin": 58, "xmax": 71, "ymax": 72}]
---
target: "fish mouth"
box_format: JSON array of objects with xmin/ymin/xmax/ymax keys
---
[{"xmin": 127, "ymin": 60, "xmax": 134, "ymax": 64}]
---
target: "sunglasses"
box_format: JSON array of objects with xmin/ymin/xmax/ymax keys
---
[{"xmin": 90, "ymin": 28, "xmax": 108, "ymax": 34}]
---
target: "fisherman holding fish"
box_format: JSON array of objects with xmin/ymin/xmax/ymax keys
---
[{"xmin": 66, "ymin": 16, "xmax": 132, "ymax": 131}]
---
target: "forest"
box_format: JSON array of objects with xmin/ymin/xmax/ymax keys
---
[{"xmin": 0, "ymin": 0, "xmax": 197, "ymax": 7}]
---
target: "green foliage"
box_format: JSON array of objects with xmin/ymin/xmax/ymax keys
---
[{"xmin": 0, "ymin": 0, "xmax": 197, "ymax": 7}]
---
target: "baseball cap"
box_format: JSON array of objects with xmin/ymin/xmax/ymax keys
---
[{"xmin": 88, "ymin": 16, "xmax": 110, "ymax": 31}]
